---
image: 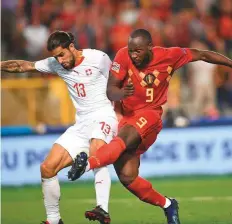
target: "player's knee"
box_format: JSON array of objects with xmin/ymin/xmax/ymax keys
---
[
  {"xmin": 118, "ymin": 125, "xmax": 141, "ymax": 150},
  {"xmin": 118, "ymin": 173, "xmax": 137, "ymax": 186},
  {"xmin": 40, "ymin": 162, "xmax": 56, "ymax": 178},
  {"xmin": 90, "ymin": 140, "xmax": 105, "ymax": 157}
]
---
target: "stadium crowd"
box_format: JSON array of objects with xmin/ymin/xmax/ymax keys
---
[{"xmin": 1, "ymin": 0, "xmax": 232, "ymax": 123}]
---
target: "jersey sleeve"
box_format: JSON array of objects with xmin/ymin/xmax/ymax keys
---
[
  {"xmin": 34, "ymin": 57, "xmax": 57, "ymax": 74},
  {"xmin": 110, "ymin": 48, "xmax": 128, "ymax": 80},
  {"xmin": 99, "ymin": 53, "xmax": 112, "ymax": 79},
  {"xmin": 168, "ymin": 47, "xmax": 193, "ymax": 70}
]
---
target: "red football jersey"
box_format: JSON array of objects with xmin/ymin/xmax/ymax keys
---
[{"xmin": 110, "ymin": 46, "xmax": 193, "ymax": 115}]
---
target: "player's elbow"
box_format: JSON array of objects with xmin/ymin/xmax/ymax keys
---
[
  {"xmin": 107, "ymin": 85, "xmax": 124, "ymax": 101},
  {"xmin": 199, "ymin": 50, "xmax": 209, "ymax": 61},
  {"xmin": 190, "ymin": 49, "xmax": 209, "ymax": 62},
  {"xmin": 106, "ymin": 88, "xmax": 113, "ymax": 100},
  {"xmin": 106, "ymin": 88, "xmax": 118, "ymax": 101}
]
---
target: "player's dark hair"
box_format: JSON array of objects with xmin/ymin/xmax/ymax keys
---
[
  {"xmin": 130, "ymin": 29, "xmax": 152, "ymax": 44},
  {"xmin": 47, "ymin": 31, "xmax": 75, "ymax": 51}
]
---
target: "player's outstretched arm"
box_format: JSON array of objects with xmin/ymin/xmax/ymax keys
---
[
  {"xmin": 190, "ymin": 49, "xmax": 232, "ymax": 68},
  {"xmin": 0, "ymin": 60, "xmax": 37, "ymax": 73},
  {"xmin": 107, "ymin": 73, "xmax": 134, "ymax": 101}
]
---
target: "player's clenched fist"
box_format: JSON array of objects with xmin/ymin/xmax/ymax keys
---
[{"xmin": 122, "ymin": 82, "xmax": 134, "ymax": 98}]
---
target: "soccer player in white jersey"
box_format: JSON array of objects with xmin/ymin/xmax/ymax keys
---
[{"xmin": 0, "ymin": 31, "xmax": 118, "ymax": 224}]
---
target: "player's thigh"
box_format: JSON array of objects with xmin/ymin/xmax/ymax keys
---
[
  {"xmin": 114, "ymin": 152, "xmax": 140, "ymax": 185},
  {"xmin": 117, "ymin": 123, "xmax": 142, "ymax": 151},
  {"xmin": 130, "ymin": 109, "xmax": 162, "ymax": 138},
  {"xmin": 55, "ymin": 124, "xmax": 90, "ymax": 159},
  {"xmin": 123, "ymin": 109, "xmax": 163, "ymax": 153},
  {"xmin": 42, "ymin": 143, "xmax": 73, "ymax": 174}
]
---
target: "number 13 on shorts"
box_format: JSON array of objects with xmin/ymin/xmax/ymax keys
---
[{"xmin": 100, "ymin": 121, "xmax": 111, "ymax": 135}]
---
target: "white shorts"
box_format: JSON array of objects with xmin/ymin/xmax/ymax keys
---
[{"xmin": 55, "ymin": 108, "xmax": 118, "ymax": 160}]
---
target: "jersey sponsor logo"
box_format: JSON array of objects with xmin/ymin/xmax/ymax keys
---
[
  {"xmin": 111, "ymin": 62, "xmax": 120, "ymax": 73},
  {"xmin": 95, "ymin": 180, "xmax": 103, "ymax": 184},
  {"xmin": 85, "ymin": 68, "xmax": 92, "ymax": 76}
]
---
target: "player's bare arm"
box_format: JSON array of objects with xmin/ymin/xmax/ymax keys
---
[
  {"xmin": 190, "ymin": 49, "xmax": 232, "ymax": 68},
  {"xmin": 0, "ymin": 60, "xmax": 36, "ymax": 73},
  {"xmin": 107, "ymin": 72, "xmax": 134, "ymax": 101}
]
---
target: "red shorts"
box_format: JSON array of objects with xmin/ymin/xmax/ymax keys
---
[{"xmin": 118, "ymin": 108, "xmax": 163, "ymax": 155}]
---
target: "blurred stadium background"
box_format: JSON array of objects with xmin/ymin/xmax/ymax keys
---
[{"xmin": 1, "ymin": 0, "xmax": 232, "ymax": 223}]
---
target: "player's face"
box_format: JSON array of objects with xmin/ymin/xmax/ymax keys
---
[
  {"xmin": 128, "ymin": 36, "xmax": 152, "ymax": 69},
  {"xmin": 52, "ymin": 46, "xmax": 75, "ymax": 69}
]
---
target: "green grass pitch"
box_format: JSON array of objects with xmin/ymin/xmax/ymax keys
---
[{"xmin": 2, "ymin": 175, "xmax": 232, "ymax": 224}]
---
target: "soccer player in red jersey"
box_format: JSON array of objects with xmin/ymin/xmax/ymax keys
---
[{"xmin": 68, "ymin": 29, "xmax": 232, "ymax": 224}]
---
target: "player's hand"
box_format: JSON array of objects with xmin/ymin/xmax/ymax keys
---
[{"xmin": 122, "ymin": 82, "xmax": 134, "ymax": 98}]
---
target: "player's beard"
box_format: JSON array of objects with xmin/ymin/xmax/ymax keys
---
[
  {"xmin": 62, "ymin": 53, "xmax": 75, "ymax": 69},
  {"xmin": 69, "ymin": 53, "xmax": 76, "ymax": 69},
  {"xmin": 135, "ymin": 53, "xmax": 150, "ymax": 69}
]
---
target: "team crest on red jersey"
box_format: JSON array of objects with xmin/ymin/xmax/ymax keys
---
[
  {"xmin": 144, "ymin": 73, "xmax": 156, "ymax": 87},
  {"xmin": 111, "ymin": 62, "xmax": 120, "ymax": 73}
]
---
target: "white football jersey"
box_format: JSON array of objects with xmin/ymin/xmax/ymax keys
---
[{"xmin": 35, "ymin": 49, "xmax": 114, "ymax": 117}]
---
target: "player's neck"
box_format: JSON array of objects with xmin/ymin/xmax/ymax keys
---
[
  {"xmin": 147, "ymin": 51, "xmax": 153, "ymax": 64},
  {"xmin": 138, "ymin": 52, "xmax": 153, "ymax": 69},
  {"xmin": 74, "ymin": 50, "xmax": 84, "ymax": 66}
]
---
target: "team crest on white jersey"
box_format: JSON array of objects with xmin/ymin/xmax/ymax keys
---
[{"xmin": 85, "ymin": 69, "xmax": 92, "ymax": 76}]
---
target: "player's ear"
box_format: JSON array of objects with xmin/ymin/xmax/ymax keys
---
[
  {"xmin": 148, "ymin": 42, "xmax": 153, "ymax": 51},
  {"xmin": 68, "ymin": 43, "xmax": 75, "ymax": 52}
]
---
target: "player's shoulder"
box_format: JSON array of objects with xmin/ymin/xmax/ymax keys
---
[
  {"xmin": 153, "ymin": 46, "xmax": 169, "ymax": 54},
  {"xmin": 37, "ymin": 57, "xmax": 57, "ymax": 64},
  {"xmin": 113, "ymin": 47, "xmax": 129, "ymax": 63},
  {"xmin": 83, "ymin": 49, "xmax": 108, "ymax": 59},
  {"xmin": 35, "ymin": 57, "xmax": 62, "ymax": 71},
  {"xmin": 83, "ymin": 48, "xmax": 105, "ymax": 55},
  {"xmin": 153, "ymin": 46, "xmax": 185, "ymax": 57},
  {"xmin": 117, "ymin": 47, "xmax": 128, "ymax": 57},
  {"xmin": 82, "ymin": 49, "xmax": 110, "ymax": 64},
  {"xmin": 151, "ymin": 47, "xmax": 168, "ymax": 61},
  {"xmin": 47, "ymin": 57, "xmax": 63, "ymax": 70}
]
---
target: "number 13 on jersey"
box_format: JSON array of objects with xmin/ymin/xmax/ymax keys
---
[{"xmin": 74, "ymin": 83, "xmax": 86, "ymax": 97}]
